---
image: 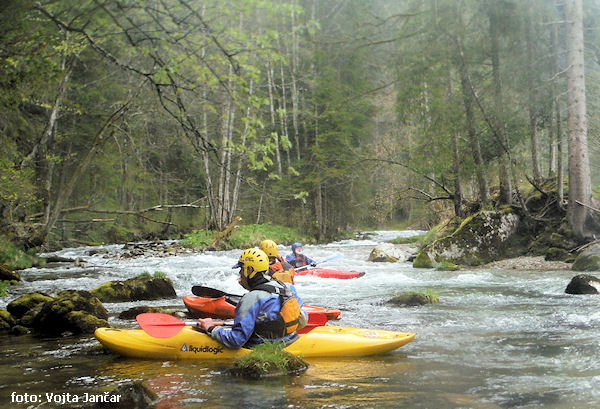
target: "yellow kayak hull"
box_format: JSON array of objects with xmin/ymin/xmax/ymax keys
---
[{"xmin": 95, "ymin": 325, "xmax": 415, "ymax": 360}]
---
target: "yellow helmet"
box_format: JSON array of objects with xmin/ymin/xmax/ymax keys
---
[
  {"xmin": 236, "ymin": 248, "xmax": 269, "ymax": 278},
  {"xmin": 259, "ymin": 239, "xmax": 278, "ymax": 258}
]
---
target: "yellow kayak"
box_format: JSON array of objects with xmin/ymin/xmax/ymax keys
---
[{"xmin": 95, "ymin": 325, "xmax": 415, "ymax": 360}]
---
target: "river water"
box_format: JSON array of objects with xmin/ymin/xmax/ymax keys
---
[{"xmin": 1, "ymin": 231, "xmax": 598, "ymax": 409}]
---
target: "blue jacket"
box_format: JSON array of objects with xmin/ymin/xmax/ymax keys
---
[
  {"xmin": 209, "ymin": 280, "xmax": 307, "ymax": 349},
  {"xmin": 285, "ymin": 252, "xmax": 315, "ymax": 267}
]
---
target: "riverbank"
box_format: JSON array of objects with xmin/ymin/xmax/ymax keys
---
[{"xmin": 477, "ymin": 255, "xmax": 572, "ymax": 271}]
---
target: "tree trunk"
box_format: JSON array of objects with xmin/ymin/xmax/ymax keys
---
[
  {"xmin": 564, "ymin": 0, "xmax": 599, "ymax": 240},
  {"xmin": 31, "ymin": 94, "xmax": 136, "ymax": 247},
  {"xmin": 455, "ymin": 38, "xmax": 489, "ymax": 206},
  {"xmin": 489, "ymin": 5, "xmax": 512, "ymax": 205},
  {"xmin": 525, "ymin": 15, "xmax": 542, "ymax": 182},
  {"xmin": 266, "ymin": 59, "xmax": 282, "ymax": 174},
  {"xmin": 290, "ymin": 0, "xmax": 301, "ymax": 161},
  {"xmin": 552, "ymin": 14, "xmax": 565, "ymax": 206}
]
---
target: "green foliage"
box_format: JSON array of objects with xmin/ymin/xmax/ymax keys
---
[
  {"xmin": 233, "ymin": 341, "xmax": 290, "ymax": 372},
  {"xmin": 181, "ymin": 223, "xmax": 313, "ymax": 250},
  {"xmin": 0, "ymin": 235, "xmax": 44, "ymax": 270},
  {"xmin": 391, "ymin": 224, "xmax": 443, "ymax": 248},
  {"xmin": 135, "ymin": 271, "xmax": 167, "ymax": 279},
  {"xmin": 0, "ymin": 281, "xmax": 8, "ymax": 297},
  {"xmin": 232, "ymin": 341, "xmax": 307, "ymax": 377},
  {"xmin": 180, "ymin": 231, "xmax": 216, "ymax": 248},
  {"xmin": 389, "ymin": 234, "xmax": 424, "ymax": 245},
  {"xmin": 2, "ymin": 0, "xmax": 598, "ymax": 248}
]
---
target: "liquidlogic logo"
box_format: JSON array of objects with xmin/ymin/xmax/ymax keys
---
[{"xmin": 180, "ymin": 343, "xmax": 224, "ymax": 355}]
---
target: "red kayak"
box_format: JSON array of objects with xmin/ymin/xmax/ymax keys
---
[
  {"xmin": 294, "ymin": 267, "xmax": 365, "ymax": 279},
  {"xmin": 183, "ymin": 295, "xmax": 341, "ymax": 321}
]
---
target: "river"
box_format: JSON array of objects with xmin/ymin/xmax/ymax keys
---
[{"xmin": 0, "ymin": 231, "xmax": 598, "ymax": 409}]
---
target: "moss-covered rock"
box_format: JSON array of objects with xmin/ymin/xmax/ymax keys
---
[
  {"xmin": 0, "ymin": 309, "xmax": 16, "ymax": 332},
  {"xmin": 368, "ymin": 248, "xmax": 399, "ymax": 263},
  {"xmin": 413, "ymin": 251, "xmax": 433, "ymax": 268},
  {"xmin": 565, "ymin": 274, "xmax": 600, "ymax": 294},
  {"xmin": 388, "ymin": 292, "xmax": 439, "ymax": 306},
  {"xmin": 19, "ymin": 303, "xmax": 45, "ymax": 327},
  {"xmin": 528, "ymin": 223, "xmax": 577, "ymax": 257},
  {"xmin": 368, "ymin": 243, "xmax": 410, "ymax": 262},
  {"xmin": 10, "ymin": 325, "xmax": 30, "ymax": 336},
  {"xmin": 118, "ymin": 306, "xmax": 176, "ymax": 320},
  {"xmin": 91, "ymin": 276, "xmax": 176, "ymax": 302},
  {"xmin": 572, "ymin": 244, "xmax": 600, "ymax": 272},
  {"xmin": 90, "ymin": 281, "xmax": 131, "ymax": 302},
  {"xmin": 6, "ymin": 292, "xmax": 53, "ymax": 319},
  {"xmin": 545, "ymin": 247, "xmax": 570, "ymax": 261},
  {"xmin": 77, "ymin": 381, "xmax": 158, "ymax": 409},
  {"xmin": 32, "ymin": 290, "xmax": 109, "ymax": 336},
  {"xmin": 424, "ymin": 211, "xmax": 522, "ymax": 266},
  {"xmin": 0, "ymin": 263, "xmax": 21, "ymax": 281},
  {"xmin": 435, "ymin": 261, "xmax": 460, "ymax": 271},
  {"xmin": 230, "ymin": 342, "xmax": 308, "ymax": 378}
]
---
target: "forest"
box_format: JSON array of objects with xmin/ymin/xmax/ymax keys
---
[{"xmin": 1, "ymin": 0, "xmax": 600, "ymax": 250}]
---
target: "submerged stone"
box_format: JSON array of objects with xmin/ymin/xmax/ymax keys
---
[
  {"xmin": 118, "ymin": 306, "xmax": 175, "ymax": 320},
  {"xmin": 388, "ymin": 292, "xmax": 439, "ymax": 306},
  {"xmin": 565, "ymin": 274, "xmax": 600, "ymax": 295}
]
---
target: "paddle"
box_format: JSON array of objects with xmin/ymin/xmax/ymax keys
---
[
  {"xmin": 191, "ymin": 285, "xmax": 242, "ymax": 304},
  {"xmin": 294, "ymin": 253, "xmax": 344, "ymax": 272},
  {"xmin": 137, "ymin": 311, "xmax": 327, "ymax": 338},
  {"xmin": 191, "ymin": 285, "xmax": 237, "ymax": 298},
  {"xmin": 136, "ymin": 313, "xmax": 206, "ymax": 338}
]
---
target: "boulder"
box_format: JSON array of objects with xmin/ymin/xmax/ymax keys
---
[
  {"xmin": 91, "ymin": 276, "xmax": 176, "ymax": 303},
  {"xmin": 0, "ymin": 309, "xmax": 16, "ymax": 332},
  {"xmin": 0, "ymin": 263, "xmax": 21, "ymax": 281},
  {"xmin": 422, "ymin": 210, "xmax": 522, "ymax": 266},
  {"xmin": 118, "ymin": 306, "xmax": 175, "ymax": 320},
  {"xmin": 565, "ymin": 274, "xmax": 600, "ymax": 295},
  {"xmin": 78, "ymin": 381, "xmax": 158, "ymax": 409},
  {"xmin": 6, "ymin": 292, "xmax": 53, "ymax": 319},
  {"xmin": 388, "ymin": 292, "xmax": 439, "ymax": 306},
  {"xmin": 572, "ymin": 243, "xmax": 600, "ymax": 272},
  {"xmin": 413, "ymin": 251, "xmax": 433, "ymax": 268},
  {"xmin": 32, "ymin": 290, "xmax": 109, "ymax": 336},
  {"xmin": 368, "ymin": 243, "xmax": 411, "ymax": 262}
]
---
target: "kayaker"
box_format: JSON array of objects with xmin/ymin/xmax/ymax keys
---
[
  {"xmin": 285, "ymin": 242, "xmax": 317, "ymax": 269},
  {"xmin": 197, "ymin": 248, "xmax": 308, "ymax": 349},
  {"xmin": 260, "ymin": 239, "xmax": 296, "ymax": 284}
]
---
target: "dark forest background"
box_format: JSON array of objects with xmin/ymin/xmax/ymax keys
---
[{"xmin": 2, "ymin": 0, "xmax": 600, "ymax": 249}]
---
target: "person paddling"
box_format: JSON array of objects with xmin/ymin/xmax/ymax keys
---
[
  {"xmin": 260, "ymin": 239, "xmax": 296, "ymax": 284},
  {"xmin": 285, "ymin": 242, "xmax": 317, "ymax": 269},
  {"xmin": 197, "ymin": 248, "xmax": 307, "ymax": 348}
]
